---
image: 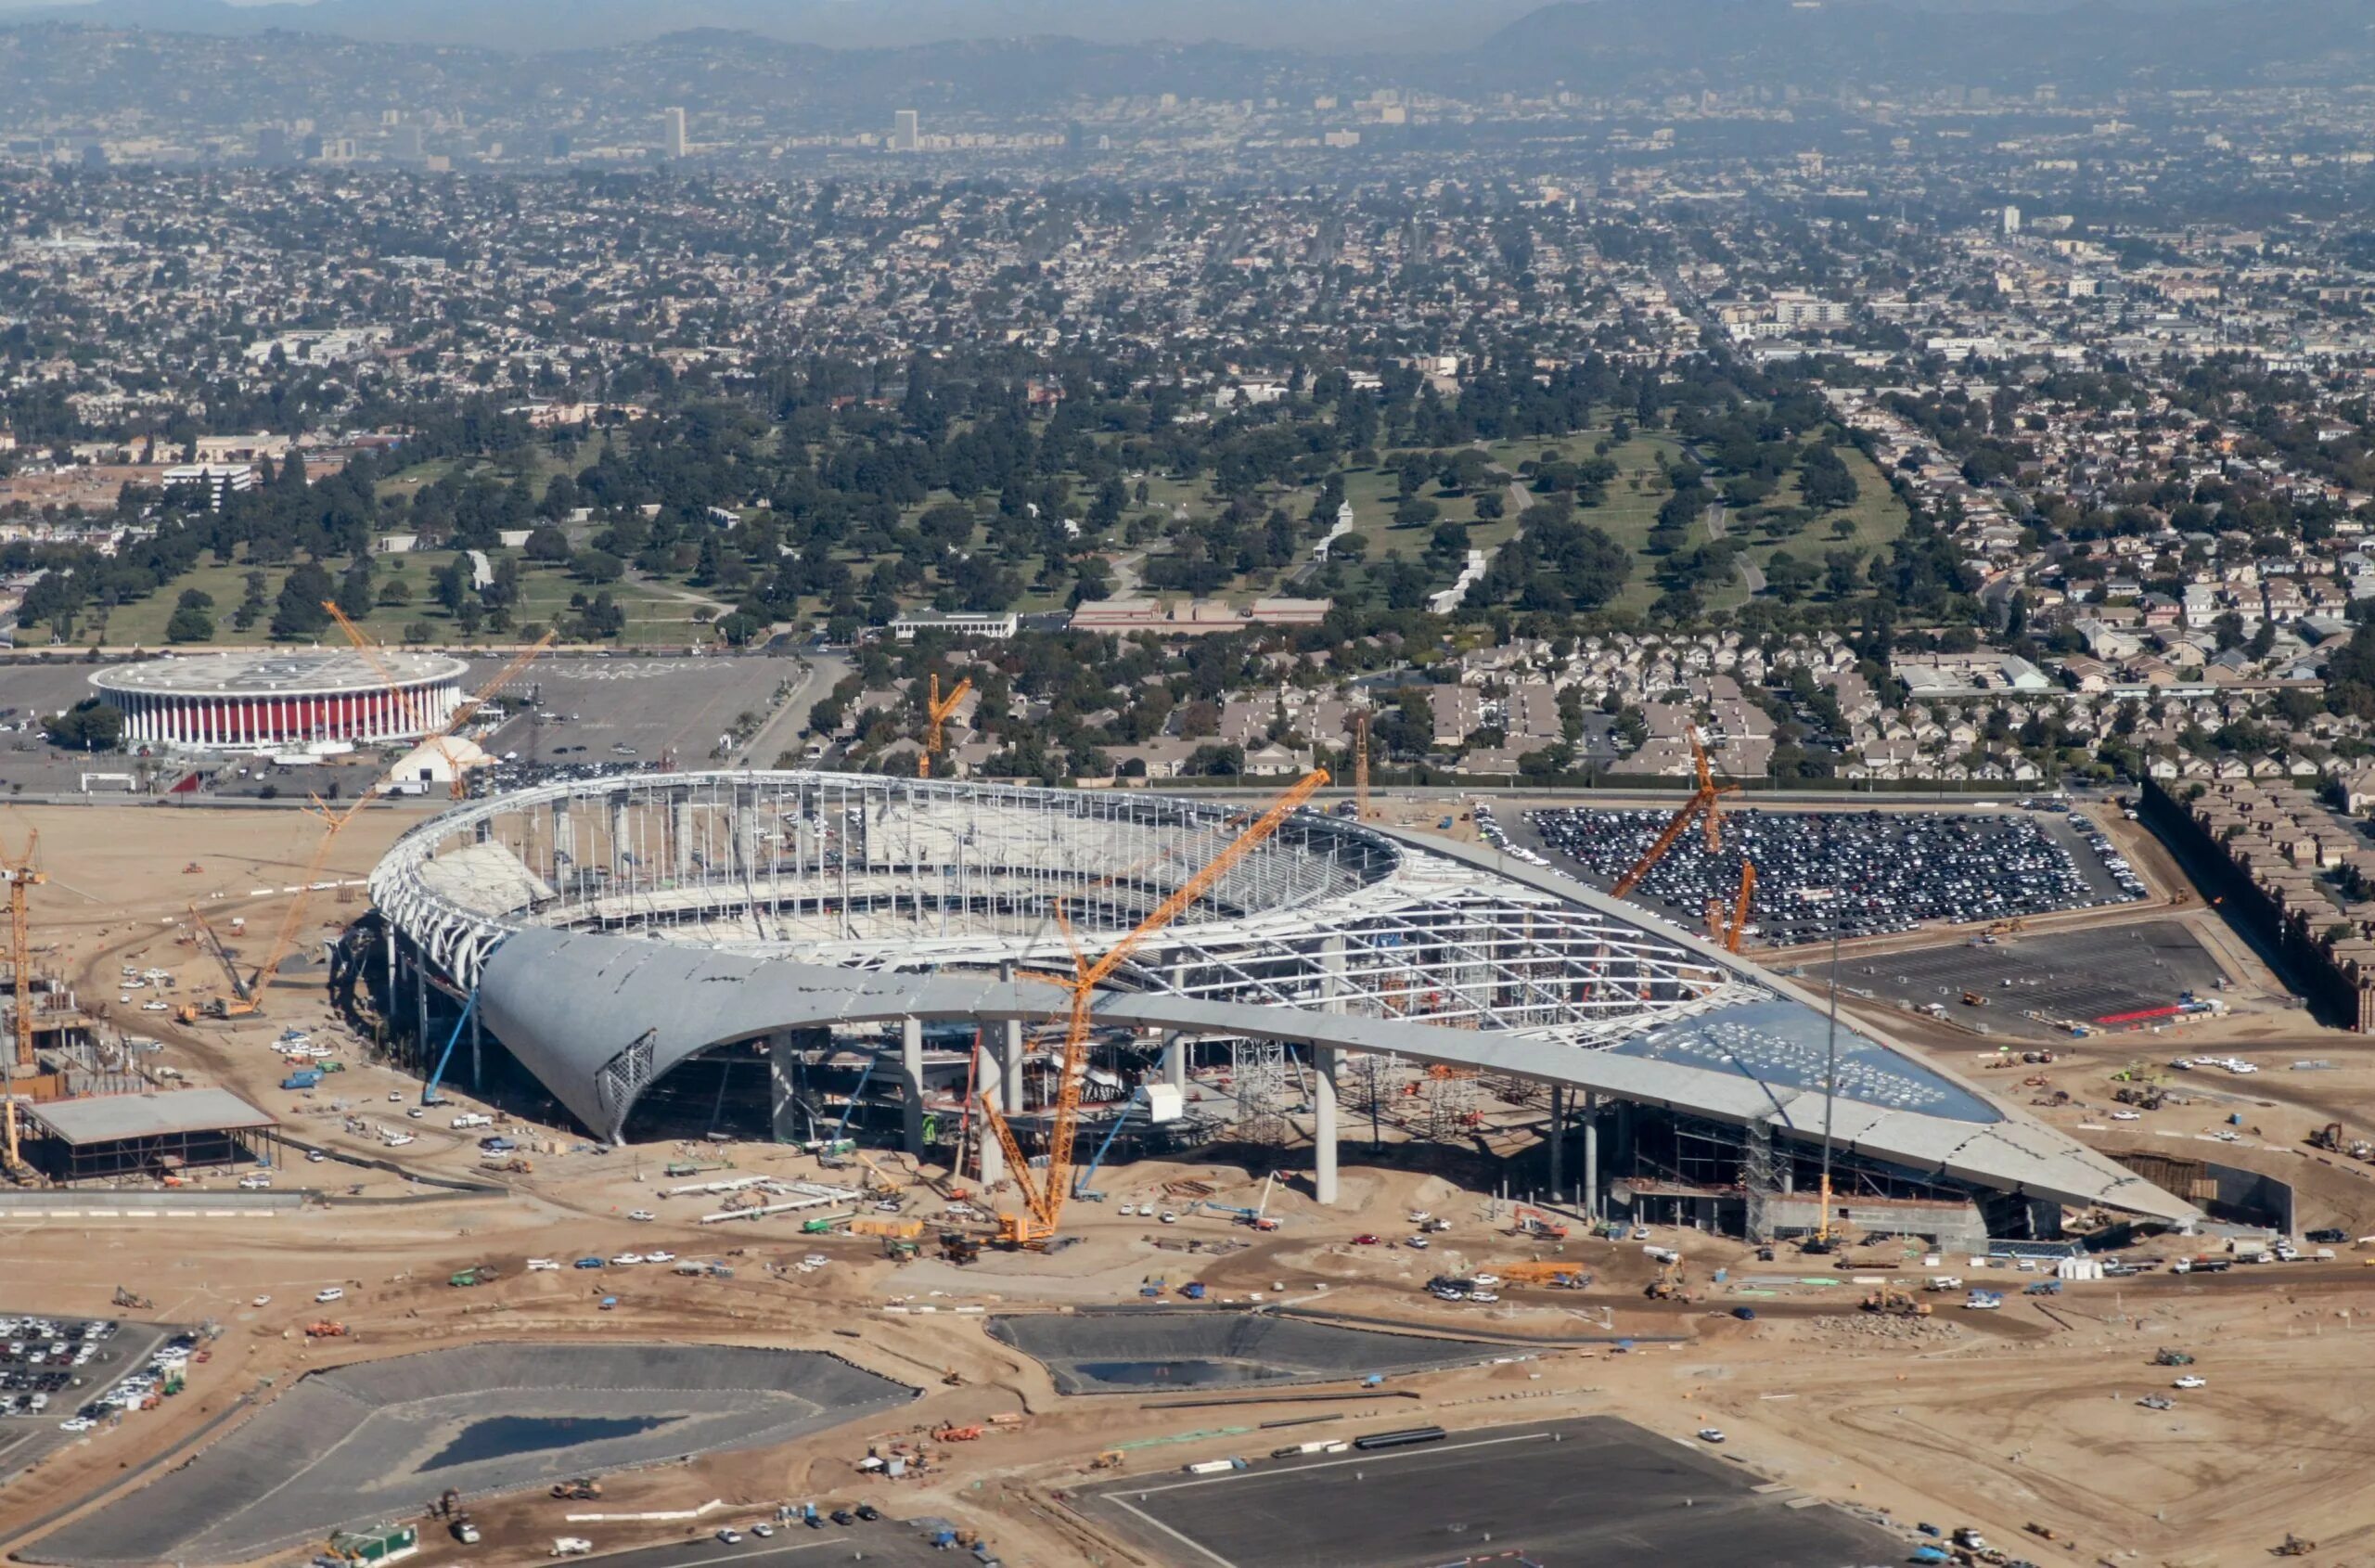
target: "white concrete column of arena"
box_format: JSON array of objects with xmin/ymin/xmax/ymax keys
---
[
  {"xmin": 1313, "ymin": 933, "xmax": 1343, "ymax": 1206},
  {"xmin": 978, "ymin": 966, "xmax": 1014, "ymax": 1187},
  {"xmin": 900, "ymin": 1016, "xmax": 926, "ymax": 1157}
]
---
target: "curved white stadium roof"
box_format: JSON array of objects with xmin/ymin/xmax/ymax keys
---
[{"xmin": 369, "ymin": 771, "xmax": 2194, "ymax": 1223}]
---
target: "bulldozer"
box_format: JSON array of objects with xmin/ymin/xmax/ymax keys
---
[
  {"xmin": 1861, "ymin": 1286, "xmax": 1932, "ymax": 1317},
  {"xmin": 1645, "ymin": 1261, "xmax": 1696, "ymax": 1303},
  {"xmin": 1089, "ymin": 1449, "xmax": 1126, "ymax": 1472}
]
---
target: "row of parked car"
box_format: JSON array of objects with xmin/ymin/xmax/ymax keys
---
[
  {"xmin": 56, "ymin": 1330, "xmax": 202, "ymax": 1433},
  {"xmin": 0, "ymin": 1317, "xmax": 121, "ymax": 1414}
]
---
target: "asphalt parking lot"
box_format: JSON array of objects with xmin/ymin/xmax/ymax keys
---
[
  {"xmin": 25, "ymin": 1343, "xmax": 915, "ymax": 1566},
  {"xmin": 1082, "ymin": 1416, "xmax": 1905, "ymax": 1568},
  {"xmin": 467, "ymin": 653, "xmax": 801, "ymax": 774},
  {"xmin": 1523, "ymin": 804, "xmax": 2144, "ymax": 943},
  {"xmin": 1815, "ymin": 919, "xmax": 2229, "ymax": 1032},
  {"xmin": 0, "ymin": 1316, "xmax": 171, "ymax": 1493}
]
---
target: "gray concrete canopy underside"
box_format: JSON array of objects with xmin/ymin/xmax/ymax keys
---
[{"xmin": 475, "ymin": 925, "xmax": 2195, "ymax": 1223}]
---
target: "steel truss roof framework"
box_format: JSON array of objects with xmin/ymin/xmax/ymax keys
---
[{"xmin": 368, "ymin": 770, "xmax": 1757, "ymax": 1045}]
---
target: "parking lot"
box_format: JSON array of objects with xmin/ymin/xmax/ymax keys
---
[
  {"xmin": 1815, "ymin": 919, "xmax": 2231, "ymax": 1033},
  {"xmin": 1082, "ymin": 1416, "xmax": 1905, "ymax": 1568},
  {"xmin": 464, "ymin": 653, "xmax": 802, "ymax": 785},
  {"xmin": 0, "ymin": 1315, "xmax": 173, "ymax": 1492},
  {"xmin": 1523, "ymin": 804, "xmax": 2145, "ymax": 943}
]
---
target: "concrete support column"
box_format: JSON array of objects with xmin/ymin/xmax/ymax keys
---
[
  {"xmin": 1313, "ymin": 1045, "xmax": 1340, "ymax": 1205},
  {"xmin": 900, "ymin": 1015, "xmax": 926, "ymax": 1157},
  {"xmin": 611, "ymin": 802, "xmax": 632, "ymax": 874},
  {"xmin": 1582, "ymin": 1093, "xmax": 1599, "ymax": 1221},
  {"xmin": 974, "ymin": 1030, "xmax": 1005, "ymax": 1187},
  {"xmin": 1163, "ymin": 956, "xmax": 1189, "ymax": 1091},
  {"xmin": 736, "ymin": 792, "xmax": 760, "ymax": 881},
  {"xmin": 553, "ymin": 802, "xmax": 574, "ymax": 881},
  {"xmin": 768, "ymin": 1033, "xmax": 802, "ymax": 1144},
  {"xmin": 1547, "ymin": 1084, "xmax": 1564, "ymax": 1201},
  {"xmin": 997, "ymin": 961, "xmax": 1026, "ymax": 1112},
  {"xmin": 469, "ymin": 997, "xmax": 483, "ymax": 1090},
  {"xmin": 1314, "ymin": 933, "xmax": 1344, "ymax": 1204},
  {"xmin": 672, "ymin": 801, "xmax": 694, "ymax": 879}
]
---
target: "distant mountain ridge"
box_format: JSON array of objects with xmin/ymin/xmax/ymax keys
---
[
  {"xmin": 0, "ymin": 0, "xmax": 2364, "ymax": 131},
  {"xmin": 0, "ymin": 0, "xmax": 1547, "ymax": 53}
]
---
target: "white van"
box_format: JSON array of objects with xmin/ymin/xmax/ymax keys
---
[{"xmin": 315, "ymin": 1287, "xmax": 344, "ymax": 1304}]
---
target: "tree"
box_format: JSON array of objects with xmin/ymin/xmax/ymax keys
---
[
  {"xmin": 572, "ymin": 549, "xmax": 624, "ymax": 585},
  {"xmin": 270, "ymin": 562, "xmax": 335, "ymax": 639},
  {"xmin": 45, "ymin": 699, "xmax": 123, "ymax": 751},
  {"xmin": 524, "ymin": 524, "xmax": 572, "ymax": 563},
  {"xmin": 165, "ymin": 604, "xmax": 215, "ymax": 643}
]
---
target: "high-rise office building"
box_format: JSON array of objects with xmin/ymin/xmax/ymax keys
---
[
  {"xmin": 892, "ymin": 109, "xmax": 920, "ymax": 152},
  {"xmin": 661, "ymin": 106, "xmax": 687, "ymax": 160},
  {"xmin": 2002, "ymin": 204, "xmax": 2022, "ymax": 236}
]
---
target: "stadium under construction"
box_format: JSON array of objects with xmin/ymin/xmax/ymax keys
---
[{"xmin": 360, "ymin": 772, "xmax": 2195, "ymax": 1248}]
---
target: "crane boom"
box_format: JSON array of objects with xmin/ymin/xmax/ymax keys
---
[
  {"xmin": 187, "ymin": 903, "xmax": 249, "ymax": 1002},
  {"xmin": 1611, "ymin": 729, "xmax": 1737, "ymax": 899},
  {"xmin": 1354, "ymin": 710, "xmax": 1370, "ymax": 820},
  {"xmin": 326, "ymin": 600, "xmax": 553, "ymax": 796},
  {"xmin": 323, "ymin": 605, "xmax": 434, "ymax": 740},
  {"xmin": 1724, "ymin": 861, "xmax": 1755, "ymax": 953},
  {"xmin": 250, "ymin": 793, "xmax": 372, "ymax": 999},
  {"xmin": 918, "ymin": 674, "xmax": 974, "ymax": 779},
  {"xmin": 982, "ymin": 768, "xmax": 1329, "ymax": 1244},
  {"xmin": 2, "ymin": 831, "xmax": 42, "ymax": 1180}
]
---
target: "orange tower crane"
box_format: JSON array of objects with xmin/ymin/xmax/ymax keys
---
[
  {"xmin": 1706, "ymin": 861, "xmax": 1756, "ymax": 954},
  {"xmin": 2, "ymin": 829, "xmax": 44, "ymax": 1179},
  {"xmin": 1354, "ymin": 709, "xmax": 1371, "ymax": 820},
  {"xmin": 1611, "ymin": 730, "xmax": 1737, "ymax": 899},
  {"xmin": 918, "ymin": 674, "xmax": 974, "ymax": 779},
  {"xmin": 978, "ymin": 768, "xmax": 1329, "ymax": 1246}
]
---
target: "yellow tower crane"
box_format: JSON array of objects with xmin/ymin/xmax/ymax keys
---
[
  {"xmin": 2, "ymin": 829, "xmax": 44, "ymax": 1180},
  {"xmin": 978, "ymin": 768, "xmax": 1329, "ymax": 1247},
  {"xmin": 918, "ymin": 674, "xmax": 974, "ymax": 779}
]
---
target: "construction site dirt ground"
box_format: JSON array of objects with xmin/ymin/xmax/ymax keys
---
[{"xmin": 8, "ymin": 801, "xmax": 2375, "ymax": 1565}]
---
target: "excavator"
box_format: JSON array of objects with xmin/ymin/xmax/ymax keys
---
[
  {"xmin": 1510, "ymin": 1205, "xmax": 1569, "ymax": 1240},
  {"xmin": 1646, "ymin": 1260, "xmax": 1696, "ymax": 1303},
  {"xmin": 1861, "ymin": 1285, "xmax": 1932, "ymax": 1317}
]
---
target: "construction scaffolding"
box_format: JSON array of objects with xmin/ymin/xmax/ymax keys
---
[
  {"xmin": 1229, "ymin": 1037, "xmax": 1293, "ymax": 1148},
  {"xmin": 1742, "ymin": 1119, "xmax": 1778, "ymax": 1244}
]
